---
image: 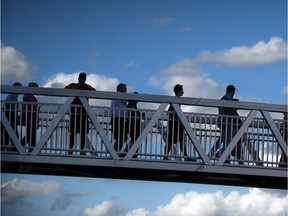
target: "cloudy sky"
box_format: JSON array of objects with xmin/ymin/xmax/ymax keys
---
[{"xmin": 1, "ymin": 0, "xmax": 287, "ymax": 215}]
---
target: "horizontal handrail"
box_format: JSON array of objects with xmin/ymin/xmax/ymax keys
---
[{"xmin": 1, "ymin": 85, "xmax": 287, "ymax": 112}]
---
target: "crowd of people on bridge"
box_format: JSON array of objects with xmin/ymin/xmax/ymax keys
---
[{"xmin": 1, "ymin": 72, "xmax": 287, "ymax": 167}]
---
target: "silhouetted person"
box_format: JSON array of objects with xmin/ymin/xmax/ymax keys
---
[
  {"xmin": 111, "ymin": 83, "xmax": 128, "ymax": 154},
  {"xmin": 65, "ymin": 72, "xmax": 96, "ymax": 155},
  {"xmin": 126, "ymin": 92, "xmax": 144, "ymax": 158},
  {"xmin": 21, "ymin": 82, "xmax": 39, "ymax": 152},
  {"xmin": 1, "ymin": 82, "xmax": 22, "ymax": 151},
  {"xmin": 216, "ymin": 85, "xmax": 242, "ymax": 163},
  {"xmin": 163, "ymin": 84, "xmax": 196, "ymax": 161}
]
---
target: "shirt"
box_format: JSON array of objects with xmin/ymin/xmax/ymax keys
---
[{"xmin": 111, "ymin": 99, "xmax": 127, "ymax": 117}]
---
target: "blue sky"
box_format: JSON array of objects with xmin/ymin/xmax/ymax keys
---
[{"xmin": 1, "ymin": 0, "xmax": 287, "ymax": 215}]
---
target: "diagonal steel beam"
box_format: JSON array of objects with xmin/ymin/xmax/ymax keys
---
[
  {"xmin": 125, "ymin": 103, "xmax": 169, "ymax": 160},
  {"xmin": 216, "ymin": 110, "xmax": 258, "ymax": 165},
  {"xmin": 0, "ymin": 109, "xmax": 26, "ymax": 154},
  {"xmin": 79, "ymin": 97, "xmax": 119, "ymax": 159},
  {"xmin": 172, "ymin": 104, "xmax": 211, "ymax": 165},
  {"xmin": 31, "ymin": 97, "xmax": 74, "ymax": 155},
  {"xmin": 261, "ymin": 111, "xmax": 287, "ymax": 157}
]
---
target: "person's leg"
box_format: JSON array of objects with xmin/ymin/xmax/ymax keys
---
[
  {"xmin": 68, "ymin": 133, "xmax": 75, "ymax": 154},
  {"xmin": 178, "ymin": 125, "xmax": 188, "ymax": 156},
  {"xmin": 1, "ymin": 123, "xmax": 8, "ymax": 149},
  {"xmin": 112, "ymin": 117, "xmax": 120, "ymax": 151},
  {"xmin": 164, "ymin": 135, "xmax": 173, "ymax": 159},
  {"xmin": 68, "ymin": 113, "xmax": 77, "ymax": 154},
  {"xmin": 211, "ymin": 138, "xmax": 221, "ymax": 157},
  {"xmin": 80, "ymin": 114, "xmax": 88, "ymax": 151},
  {"xmin": 179, "ymin": 140, "xmax": 197, "ymax": 162},
  {"xmin": 232, "ymin": 140, "xmax": 243, "ymax": 164},
  {"xmin": 113, "ymin": 117, "xmax": 126, "ymax": 153},
  {"xmin": 68, "ymin": 128, "xmax": 76, "ymax": 154},
  {"xmin": 279, "ymin": 152, "xmax": 288, "ymax": 168},
  {"xmin": 218, "ymin": 125, "xmax": 235, "ymax": 163},
  {"xmin": 216, "ymin": 126, "xmax": 227, "ymax": 158},
  {"xmin": 164, "ymin": 120, "xmax": 174, "ymax": 159},
  {"xmin": 30, "ymin": 127, "xmax": 37, "ymax": 152},
  {"xmin": 21, "ymin": 127, "xmax": 31, "ymax": 151},
  {"xmin": 80, "ymin": 134, "xmax": 86, "ymax": 151},
  {"xmin": 163, "ymin": 142, "xmax": 172, "ymax": 160},
  {"xmin": 131, "ymin": 120, "xmax": 141, "ymax": 158}
]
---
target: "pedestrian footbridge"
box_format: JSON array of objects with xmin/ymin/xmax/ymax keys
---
[{"xmin": 1, "ymin": 85, "xmax": 287, "ymax": 189}]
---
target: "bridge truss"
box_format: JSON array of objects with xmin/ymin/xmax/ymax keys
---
[{"xmin": 1, "ymin": 85, "xmax": 287, "ymax": 189}]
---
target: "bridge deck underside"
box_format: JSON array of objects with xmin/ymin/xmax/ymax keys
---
[{"xmin": 1, "ymin": 155, "xmax": 286, "ymax": 190}]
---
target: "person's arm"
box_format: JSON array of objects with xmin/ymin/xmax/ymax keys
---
[
  {"xmin": 227, "ymin": 108, "xmax": 238, "ymax": 116},
  {"xmin": 64, "ymin": 83, "xmax": 76, "ymax": 89}
]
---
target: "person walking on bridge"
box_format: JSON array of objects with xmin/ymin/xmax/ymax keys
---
[
  {"xmin": 65, "ymin": 72, "xmax": 96, "ymax": 155},
  {"xmin": 126, "ymin": 92, "xmax": 144, "ymax": 158},
  {"xmin": 215, "ymin": 85, "xmax": 243, "ymax": 163},
  {"xmin": 111, "ymin": 83, "xmax": 128, "ymax": 156},
  {"xmin": 163, "ymin": 84, "xmax": 196, "ymax": 161}
]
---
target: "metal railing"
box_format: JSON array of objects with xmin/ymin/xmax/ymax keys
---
[{"xmin": 1, "ymin": 85, "xmax": 287, "ymax": 167}]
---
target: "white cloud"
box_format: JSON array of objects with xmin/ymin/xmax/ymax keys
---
[
  {"xmin": 125, "ymin": 60, "xmax": 140, "ymax": 69},
  {"xmin": 43, "ymin": 72, "xmax": 119, "ymax": 91},
  {"xmin": 1, "ymin": 43, "xmax": 38, "ymax": 82},
  {"xmin": 148, "ymin": 36, "xmax": 287, "ymax": 111},
  {"xmin": 179, "ymin": 27, "xmax": 196, "ymax": 33},
  {"xmin": 51, "ymin": 191, "xmax": 93, "ymax": 211},
  {"xmin": 127, "ymin": 208, "xmax": 152, "ymax": 216},
  {"xmin": 89, "ymin": 51, "xmax": 100, "ymax": 66},
  {"xmin": 282, "ymin": 86, "xmax": 288, "ymax": 95},
  {"xmin": 80, "ymin": 200, "xmax": 125, "ymax": 216},
  {"xmin": 148, "ymin": 72, "xmax": 221, "ymax": 113},
  {"xmin": 125, "ymin": 188, "xmax": 287, "ymax": 216},
  {"xmin": 1, "ymin": 178, "xmax": 62, "ymax": 204},
  {"xmin": 79, "ymin": 189, "xmax": 287, "ymax": 216},
  {"xmin": 160, "ymin": 58, "xmax": 201, "ymax": 75},
  {"xmin": 196, "ymin": 36, "xmax": 287, "ymax": 67},
  {"xmin": 42, "ymin": 72, "xmax": 121, "ymax": 106},
  {"xmin": 160, "ymin": 37, "xmax": 287, "ymax": 77},
  {"xmin": 152, "ymin": 17, "xmax": 173, "ymax": 26}
]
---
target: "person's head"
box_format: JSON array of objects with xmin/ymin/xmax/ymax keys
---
[
  {"xmin": 12, "ymin": 82, "xmax": 22, "ymax": 95},
  {"xmin": 226, "ymin": 85, "xmax": 236, "ymax": 96},
  {"xmin": 128, "ymin": 92, "xmax": 139, "ymax": 107},
  {"xmin": 13, "ymin": 82, "xmax": 22, "ymax": 87},
  {"xmin": 173, "ymin": 84, "xmax": 184, "ymax": 97},
  {"xmin": 117, "ymin": 83, "xmax": 127, "ymax": 93},
  {"xmin": 78, "ymin": 72, "xmax": 87, "ymax": 85},
  {"xmin": 28, "ymin": 82, "xmax": 39, "ymax": 87}
]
